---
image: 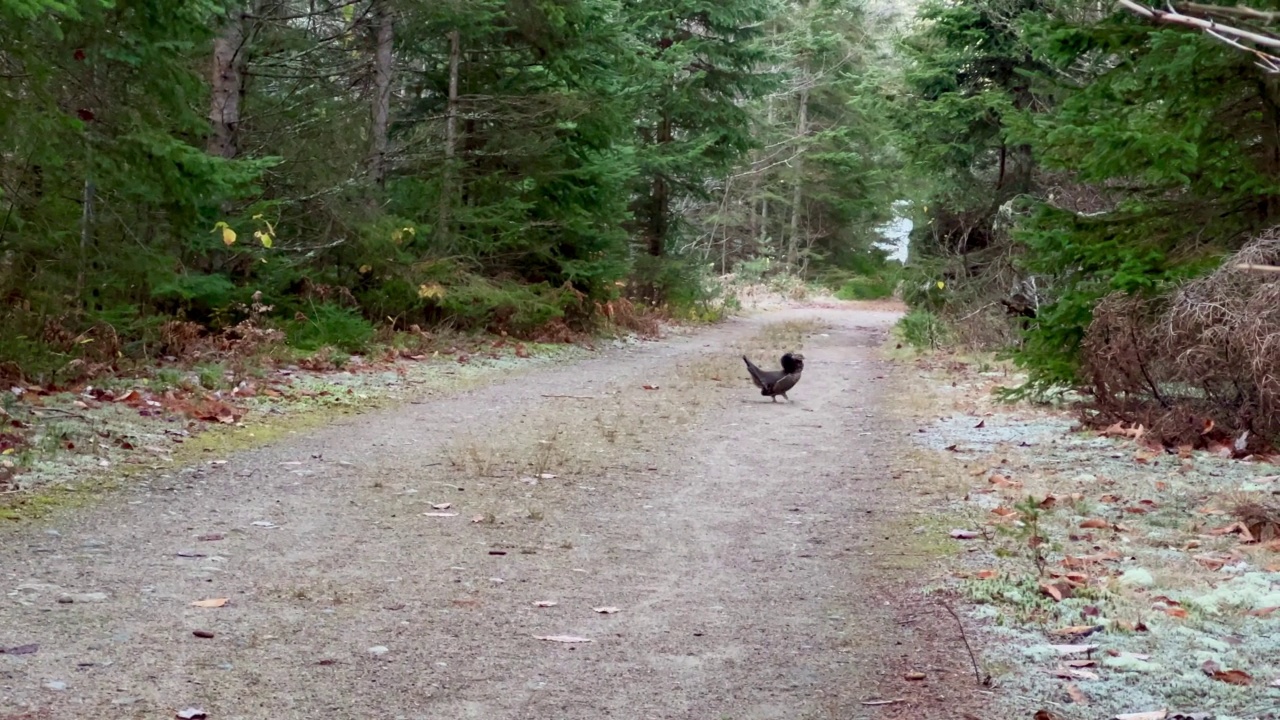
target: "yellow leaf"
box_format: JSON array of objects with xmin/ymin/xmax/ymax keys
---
[
  {"xmin": 417, "ymin": 283, "xmax": 445, "ymax": 300},
  {"xmin": 191, "ymin": 597, "xmax": 229, "ymax": 608},
  {"xmin": 359, "ymin": 264, "xmax": 372, "ymax": 274},
  {"xmin": 252, "ymin": 213, "xmax": 264, "ymax": 220},
  {"xmin": 219, "ymin": 225, "xmax": 237, "ymax": 246},
  {"xmin": 936, "ymin": 281, "xmax": 945, "ymax": 290},
  {"xmin": 1, "ymin": 448, "xmax": 14, "ymax": 455},
  {"xmin": 254, "ymin": 230, "xmax": 272, "ymax": 249}
]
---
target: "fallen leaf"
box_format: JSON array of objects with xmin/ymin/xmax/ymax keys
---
[
  {"xmin": 423, "ymin": 512, "xmax": 458, "ymax": 517},
  {"xmin": 470, "ymin": 514, "xmax": 487, "ymax": 523},
  {"xmin": 534, "ymin": 635, "xmax": 593, "ymax": 643},
  {"xmin": 1034, "ymin": 710, "xmax": 1062, "ymax": 720},
  {"xmin": 974, "ymin": 419, "xmax": 985, "ymax": 429},
  {"xmin": 1064, "ymin": 659, "xmax": 1097, "ymax": 668},
  {"xmin": 1040, "ymin": 581, "xmax": 1072, "ymax": 602},
  {"xmin": 950, "ymin": 529, "xmax": 980, "ymax": 540},
  {"xmin": 1208, "ymin": 521, "xmax": 1255, "ymax": 542},
  {"xmin": 976, "ymin": 568, "xmax": 998, "ymax": 580},
  {"xmin": 1065, "ymin": 683, "xmax": 1090, "ymax": 703},
  {"xmin": 192, "ymin": 630, "xmax": 215, "ymax": 639},
  {"xmin": 1164, "ymin": 607, "xmax": 1188, "ymax": 619},
  {"xmin": 593, "ymin": 606, "xmax": 620, "ymax": 614},
  {"xmin": 989, "ymin": 474, "xmax": 1022, "ymax": 489},
  {"xmin": 903, "ymin": 671, "xmax": 926, "ymax": 680},
  {"xmin": 197, "ymin": 533, "xmax": 224, "ymax": 542},
  {"xmin": 176, "ymin": 709, "xmax": 208, "ymax": 720},
  {"xmin": 1079, "ymin": 518, "xmax": 1110, "ymax": 529},
  {"xmin": 533, "ymin": 600, "xmax": 558, "ymax": 608},
  {"xmin": 431, "ymin": 502, "xmax": 453, "ymax": 510},
  {"xmin": 1247, "ymin": 606, "xmax": 1279, "ymax": 617},
  {"xmin": 641, "ymin": 385, "xmax": 659, "ymax": 390},
  {"xmin": 1210, "ymin": 668, "xmax": 1252, "ymax": 686},
  {"xmin": 1113, "ymin": 712, "xmax": 1167, "ymax": 720},
  {"xmin": 191, "ymin": 598, "xmax": 229, "ymax": 608},
  {"xmin": 1194, "ymin": 554, "xmax": 1229, "ymax": 571}
]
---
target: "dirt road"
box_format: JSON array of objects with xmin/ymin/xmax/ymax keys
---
[{"xmin": 0, "ymin": 306, "xmax": 984, "ymax": 720}]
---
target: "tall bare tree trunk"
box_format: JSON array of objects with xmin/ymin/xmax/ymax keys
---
[
  {"xmin": 208, "ymin": 7, "xmax": 249, "ymax": 159},
  {"xmin": 439, "ymin": 28, "xmax": 460, "ymax": 247},
  {"xmin": 369, "ymin": 0, "xmax": 394, "ymax": 189},
  {"xmin": 759, "ymin": 97, "xmax": 774, "ymax": 251},
  {"xmin": 786, "ymin": 83, "xmax": 808, "ymax": 271},
  {"xmin": 647, "ymin": 112, "xmax": 673, "ymax": 257}
]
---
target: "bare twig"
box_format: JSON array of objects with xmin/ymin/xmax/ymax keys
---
[
  {"xmin": 937, "ymin": 597, "xmax": 986, "ymax": 685},
  {"xmin": 1234, "ymin": 262, "xmax": 1280, "ymax": 273},
  {"xmin": 30, "ymin": 407, "xmax": 93, "ymax": 422},
  {"xmin": 1118, "ymin": 0, "xmax": 1280, "ymax": 70},
  {"xmin": 540, "ymin": 394, "xmax": 597, "ymax": 400},
  {"xmin": 860, "ymin": 699, "xmax": 906, "ymax": 706}
]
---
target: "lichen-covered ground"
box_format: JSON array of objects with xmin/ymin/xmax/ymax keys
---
[{"xmin": 895, "ymin": 354, "xmax": 1280, "ymax": 720}]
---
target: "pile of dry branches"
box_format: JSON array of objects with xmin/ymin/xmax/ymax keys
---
[{"xmin": 1082, "ymin": 229, "xmax": 1280, "ymax": 450}]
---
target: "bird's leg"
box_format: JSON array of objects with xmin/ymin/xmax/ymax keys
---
[
  {"xmin": 771, "ymin": 395, "xmax": 777, "ymax": 403},
  {"xmin": 782, "ymin": 393, "xmax": 789, "ymax": 402}
]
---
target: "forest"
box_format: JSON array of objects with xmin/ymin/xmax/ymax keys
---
[{"xmin": 5, "ymin": 0, "xmax": 1280, "ymax": 447}]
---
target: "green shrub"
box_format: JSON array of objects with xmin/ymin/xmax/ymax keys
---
[
  {"xmin": 437, "ymin": 276, "xmax": 570, "ymax": 334},
  {"xmin": 835, "ymin": 275, "xmax": 897, "ymax": 300},
  {"xmin": 286, "ymin": 303, "xmax": 375, "ymax": 353},
  {"xmin": 897, "ymin": 309, "xmax": 950, "ymax": 349}
]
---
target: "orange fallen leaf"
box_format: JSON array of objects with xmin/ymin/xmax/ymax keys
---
[
  {"xmin": 1164, "ymin": 607, "xmax": 1188, "ymax": 619},
  {"xmin": 1208, "ymin": 522, "xmax": 1255, "ymax": 542},
  {"xmin": 1079, "ymin": 518, "xmax": 1110, "ymax": 529},
  {"xmin": 976, "ymin": 569, "xmax": 998, "ymax": 580},
  {"xmin": 191, "ymin": 598, "xmax": 229, "ymax": 608},
  {"xmin": 1193, "ymin": 555, "xmax": 1228, "ymax": 571},
  {"xmin": 988, "ymin": 474, "xmax": 1022, "ymax": 489},
  {"xmin": 1211, "ymin": 668, "xmax": 1252, "ymax": 686},
  {"xmin": 1247, "ymin": 606, "xmax": 1279, "ymax": 617}
]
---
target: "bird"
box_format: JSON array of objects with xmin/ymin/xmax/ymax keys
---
[{"xmin": 742, "ymin": 352, "xmax": 804, "ymax": 402}]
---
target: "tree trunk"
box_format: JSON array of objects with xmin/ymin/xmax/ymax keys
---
[
  {"xmin": 758, "ymin": 96, "xmax": 775, "ymax": 252},
  {"xmin": 439, "ymin": 28, "xmax": 460, "ymax": 247},
  {"xmin": 647, "ymin": 112, "xmax": 673, "ymax": 257},
  {"xmin": 369, "ymin": 0, "xmax": 394, "ymax": 189},
  {"xmin": 208, "ymin": 7, "xmax": 249, "ymax": 159},
  {"xmin": 786, "ymin": 83, "xmax": 808, "ymax": 271}
]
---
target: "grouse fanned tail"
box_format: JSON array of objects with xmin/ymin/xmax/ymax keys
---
[{"xmin": 741, "ymin": 352, "xmax": 804, "ymax": 402}]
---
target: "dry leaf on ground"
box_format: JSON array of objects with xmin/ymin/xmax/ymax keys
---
[
  {"xmin": 190, "ymin": 598, "xmax": 229, "ymax": 608},
  {"xmin": 949, "ymin": 529, "xmax": 980, "ymax": 539},
  {"xmin": 534, "ymin": 635, "xmax": 593, "ymax": 643},
  {"xmin": 593, "ymin": 606, "xmax": 620, "ymax": 614},
  {"xmin": 1065, "ymin": 683, "xmax": 1090, "ymax": 703},
  {"xmin": 533, "ymin": 601, "xmax": 558, "ymax": 608}
]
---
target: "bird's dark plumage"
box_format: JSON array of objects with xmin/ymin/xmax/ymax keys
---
[{"xmin": 742, "ymin": 352, "xmax": 805, "ymax": 402}]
